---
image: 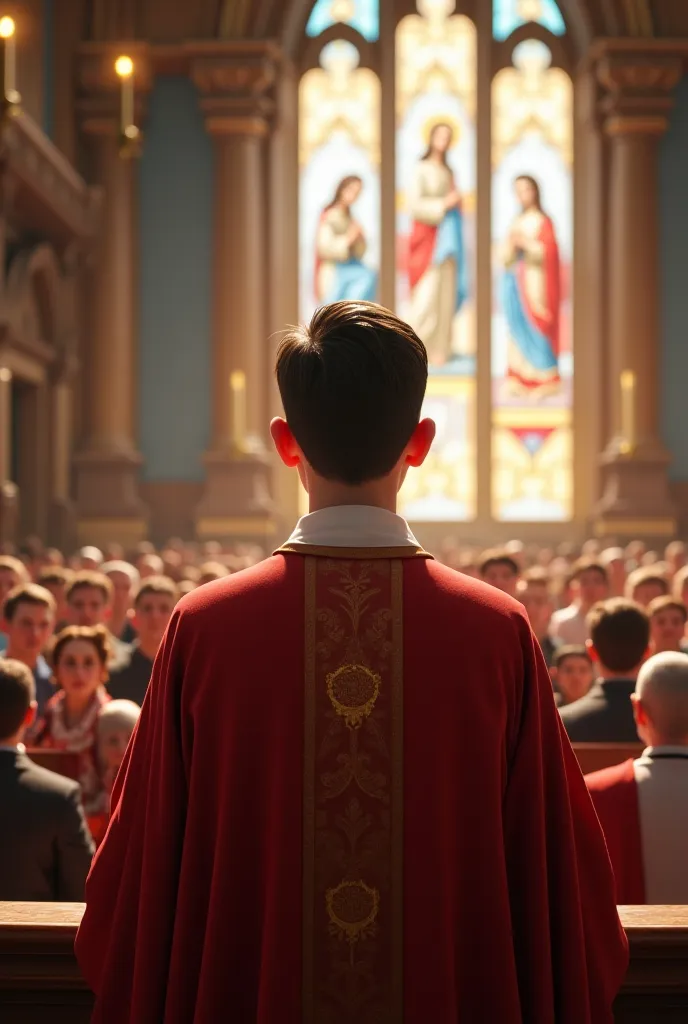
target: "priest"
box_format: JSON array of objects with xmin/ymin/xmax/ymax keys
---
[
  {"xmin": 586, "ymin": 650, "xmax": 688, "ymax": 904},
  {"xmin": 76, "ymin": 301, "xmax": 628, "ymax": 1023}
]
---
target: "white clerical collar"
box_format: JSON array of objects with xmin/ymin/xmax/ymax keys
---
[
  {"xmin": 639, "ymin": 745, "xmax": 688, "ymax": 761},
  {"xmin": 284, "ymin": 505, "xmax": 420, "ymax": 549}
]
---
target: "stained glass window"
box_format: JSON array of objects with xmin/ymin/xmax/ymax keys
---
[
  {"xmin": 491, "ymin": 39, "xmax": 573, "ymax": 520},
  {"xmin": 298, "ymin": 41, "xmax": 380, "ymax": 322},
  {"xmin": 493, "ymin": 0, "xmax": 565, "ymax": 41},
  {"xmin": 306, "ymin": 0, "xmax": 379, "ymax": 42},
  {"xmin": 396, "ymin": 2, "xmax": 477, "ymax": 521}
]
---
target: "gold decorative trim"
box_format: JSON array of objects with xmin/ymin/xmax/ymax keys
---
[
  {"xmin": 390, "ymin": 558, "xmax": 404, "ymax": 1018},
  {"xmin": 197, "ymin": 516, "xmax": 276, "ymax": 537},
  {"xmin": 275, "ymin": 543, "xmax": 432, "ymax": 560},
  {"xmin": 594, "ymin": 517, "xmax": 677, "ymax": 537},
  {"xmin": 302, "ymin": 556, "xmax": 316, "ymax": 1024},
  {"xmin": 604, "ymin": 115, "xmax": 669, "ymax": 137}
]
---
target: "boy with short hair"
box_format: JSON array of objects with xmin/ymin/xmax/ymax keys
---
[
  {"xmin": 478, "ymin": 548, "xmax": 520, "ymax": 598},
  {"xmin": 648, "ymin": 595, "xmax": 688, "ymax": 654},
  {"xmin": 1, "ymin": 584, "xmax": 56, "ymax": 716},
  {"xmin": 0, "ymin": 555, "xmax": 30, "ymax": 653},
  {"xmin": 551, "ymin": 645, "xmax": 594, "ymax": 707},
  {"xmin": 37, "ymin": 566, "xmax": 75, "ymax": 631},
  {"xmin": 625, "ymin": 566, "xmax": 669, "ymax": 608},
  {"xmin": 78, "ymin": 300, "xmax": 627, "ymax": 1022},
  {"xmin": 549, "ymin": 557, "xmax": 609, "ymax": 646},
  {"xmin": 108, "ymin": 576, "xmax": 179, "ymax": 706}
]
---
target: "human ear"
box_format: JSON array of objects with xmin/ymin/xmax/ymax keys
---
[
  {"xmin": 404, "ymin": 418, "xmax": 436, "ymax": 469},
  {"xmin": 270, "ymin": 417, "xmax": 302, "ymax": 469}
]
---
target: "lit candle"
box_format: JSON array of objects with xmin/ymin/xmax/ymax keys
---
[
  {"xmin": 0, "ymin": 16, "xmax": 16, "ymax": 103},
  {"xmin": 620, "ymin": 369, "xmax": 636, "ymax": 454},
  {"xmin": 230, "ymin": 370, "xmax": 247, "ymax": 452},
  {"xmin": 114, "ymin": 55, "xmax": 134, "ymax": 133}
]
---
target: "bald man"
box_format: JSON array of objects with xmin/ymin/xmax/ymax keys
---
[{"xmin": 586, "ymin": 652, "xmax": 688, "ymax": 904}]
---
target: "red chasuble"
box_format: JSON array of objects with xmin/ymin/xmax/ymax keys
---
[
  {"xmin": 586, "ymin": 760, "xmax": 646, "ymax": 904},
  {"xmin": 76, "ymin": 549, "xmax": 628, "ymax": 1023}
]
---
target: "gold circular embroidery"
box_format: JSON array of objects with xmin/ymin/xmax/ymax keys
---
[
  {"xmin": 326, "ymin": 879, "xmax": 379, "ymax": 944},
  {"xmin": 326, "ymin": 663, "xmax": 381, "ymax": 728}
]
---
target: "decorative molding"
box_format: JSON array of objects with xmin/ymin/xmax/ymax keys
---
[{"xmin": 595, "ymin": 52, "xmax": 683, "ymax": 132}]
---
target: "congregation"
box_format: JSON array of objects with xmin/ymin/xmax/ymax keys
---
[{"xmin": 1, "ymin": 529, "xmax": 688, "ymax": 908}]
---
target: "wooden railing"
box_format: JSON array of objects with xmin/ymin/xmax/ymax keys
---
[{"xmin": 0, "ymin": 903, "xmax": 686, "ymax": 1021}]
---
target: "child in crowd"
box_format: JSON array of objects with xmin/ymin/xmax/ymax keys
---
[
  {"xmin": 89, "ymin": 699, "xmax": 141, "ymax": 846},
  {"xmin": 551, "ymin": 645, "xmax": 595, "ymax": 707},
  {"xmin": 648, "ymin": 596, "xmax": 688, "ymax": 654}
]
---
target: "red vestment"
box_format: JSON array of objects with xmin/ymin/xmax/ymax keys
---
[
  {"xmin": 76, "ymin": 550, "xmax": 627, "ymax": 1023},
  {"xmin": 586, "ymin": 759, "xmax": 646, "ymax": 904}
]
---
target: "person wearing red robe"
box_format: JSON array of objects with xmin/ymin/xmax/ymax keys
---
[
  {"xmin": 586, "ymin": 650, "xmax": 688, "ymax": 905},
  {"xmin": 76, "ymin": 301, "xmax": 628, "ymax": 1023}
]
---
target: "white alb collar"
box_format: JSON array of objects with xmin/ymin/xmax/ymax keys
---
[{"xmin": 284, "ymin": 504, "xmax": 420, "ymax": 549}]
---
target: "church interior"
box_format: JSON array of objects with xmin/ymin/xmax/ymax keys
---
[
  {"xmin": 1, "ymin": 0, "xmax": 688, "ymax": 555},
  {"xmin": 2, "ymin": 2, "xmax": 688, "ymax": 1017}
]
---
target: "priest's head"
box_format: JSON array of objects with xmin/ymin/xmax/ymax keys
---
[
  {"xmin": 632, "ymin": 651, "xmax": 688, "ymax": 748},
  {"xmin": 272, "ymin": 301, "xmax": 435, "ymax": 512}
]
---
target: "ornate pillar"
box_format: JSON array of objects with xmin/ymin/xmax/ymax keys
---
[
  {"xmin": 74, "ymin": 50, "xmax": 149, "ymax": 548},
  {"xmin": 0, "ymin": 366, "xmax": 18, "ymax": 547},
  {"xmin": 192, "ymin": 45, "xmax": 278, "ymax": 544},
  {"xmin": 593, "ymin": 52, "xmax": 681, "ymax": 540}
]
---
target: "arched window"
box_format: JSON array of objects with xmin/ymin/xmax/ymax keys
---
[{"xmin": 298, "ymin": 0, "xmax": 573, "ymax": 528}]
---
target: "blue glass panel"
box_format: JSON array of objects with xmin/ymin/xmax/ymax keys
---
[
  {"xmin": 493, "ymin": 0, "xmax": 565, "ymax": 41},
  {"xmin": 306, "ymin": 0, "xmax": 379, "ymax": 42}
]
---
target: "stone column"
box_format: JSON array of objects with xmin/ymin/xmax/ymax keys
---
[
  {"xmin": 192, "ymin": 46, "xmax": 279, "ymax": 545},
  {"xmin": 74, "ymin": 54, "xmax": 149, "ymax": 548},
  {"xmin": 0, "ymin": 366, "xmax": 18, "ymax": 547},
  {"xmin": 593, "ymin": 53, "xmax": 681, "ymax": 540}
]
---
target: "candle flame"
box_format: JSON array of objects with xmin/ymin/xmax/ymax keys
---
[
  {"xmin": 230, "ymin": 370, "xmax": 246, "ymax": 390},
  {"xmin": 115, "ymin": 55, "xmax": 134, "ymax": 78},
  {"xmin": 0, "ymin": 17, "xmax": 15, "ymax": 39}
]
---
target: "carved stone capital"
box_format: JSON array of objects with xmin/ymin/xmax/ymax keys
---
[
  {"xmin": 190, "ymin": 46, "xmax": 280, "ymax": 136},
  {"xmin": 597, "ymin": 55, "xmax": 682, "ymax": 135}
]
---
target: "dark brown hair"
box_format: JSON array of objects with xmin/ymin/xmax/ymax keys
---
[
  {"xmin": 66, "ymin": 571, "xmax": 114, "ymax": 605},
  {"xmin": 0, "ymin": 658, "xmax": 35, "ymax": 740},
  {"xmin": 50, "ymin": 624, "xmax": 113, "ymax": 671},
  {"xmin": 515, "ymin": 174, "xmax": 542, "ymax": 210},
  {"xmin": 37, "ymin": 566, "xmax": 75, "ymax": 588},
  {"xmin": 479, "ymin": 549, "xmax": 520, "ymax": 579},
  {"xmin": 134, "ymin": 575, "xmax": 179, "ymax": 607},
  {"xmin": 648, "ymin": 595, "xmax": 688, "ymax": 623},
  {"xmin": 2, "ymin": 583, "xmax": 56, "ymax": 623},
  {"xmin": 587, "ymin": 599, "xmax": 650, "ymax": 674},
  {"xmin": 276, "ymin": 301, "xmax": 428, "ymax": 485},
  {"xmin": 325, "ymin": 175, "xmax": 362, "ymax": 211},
  {"xmin": 421, "ymin": 122, "xmax": 453, "ymax": 165},
  {"xmin": 553, "ymin": 644, "xmax": 592, "ymax": 670}
]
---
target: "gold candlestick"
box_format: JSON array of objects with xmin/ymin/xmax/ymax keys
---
[
  {"xmin": 620, "ymin": 369, "xmax": 636, "ymax": 455},
  {"xmin": 230, "ymin": 370, "xmax": 247, "ymax": 453}
]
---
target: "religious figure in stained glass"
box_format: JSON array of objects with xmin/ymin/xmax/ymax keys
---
[
  {"xmin": 315, "ymin": 175, "xmax": 377, "ymax": 303},
  {"xmin": 501, "ymin": 174, "xmax": 561, "ymax": 397},
  {"xmin": 299, "ymin": 40, "xmax": 380, "ymax": 319},
  {"xmin": 407, "ymin": 123, "xmax": 469, "ymax": 366}
]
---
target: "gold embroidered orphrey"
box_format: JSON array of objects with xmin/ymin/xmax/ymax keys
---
[{"xmin": 303, "ymin": 556, "xmax": 404, "ymax": 1024}]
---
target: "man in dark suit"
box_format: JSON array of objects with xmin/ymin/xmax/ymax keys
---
[
  {"xmin": 0, "ymin": 658, "xmax": 94, "ymax": 901},
  {"xmin": 560, "ymin": 599, "xmax": 650, "ymax": 742}
]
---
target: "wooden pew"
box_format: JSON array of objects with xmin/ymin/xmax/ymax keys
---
[
  {"xmin": 0, "ymin": 903, "xmax": 687, "ymax": 1021},
  {"xmin": 24, "ymin": 749, "xmax": 81, "ymax": 783},
  {"xmin": 573, "ymin": 742, "xmax": 644, "ymax": 776}
]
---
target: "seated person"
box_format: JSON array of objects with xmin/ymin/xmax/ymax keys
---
[
  {"xmin": 648, "ymin": 595, "xmax": 688, "ymax": 654},
  {"xmin": 551, "ymin": 645, "xmax": 594, "ymax": 707},
  {"xmin": 108, "ymin": 576, "xmax": 179, "ymax": 706},
  {"xmin": 478, "ymin": 548, "xmax": 520, "ymax": 599},
  {"xmin": 0, "ymin": 555, "xmax": 30, "ymax": 653},
  {"xmin": 37, "ymin": 566, "xmax": 75, "ymax": 632},
  {"xmin": 0, "ymin": 658, "xmax": 94, "ymax": 900},
  {"xmin": 586, "ymin": 651, "xmax": 688, "ymax": 904},
  {"xmin": 560, "ymin": 599, "xmax": 649, "ymax": 742},
  {"xmin": 517, "ymin": 568, "xmax": 556, "ymax": 666},
  {"xmin": 549, "ymin": 558, "xmax": 609, "ymax": 647},
  {"xmin": 89, "ymin": 699, "xmax": 141, "ymax": 847},
  {"xmin": 1, "ymin": 583, "xmax": 56, "ymax": 717},
  {"xmin": 625, "ymin": 566, "xmax": 669, "ymax": 608},
  {"xmin": 32, "ymin": 625, "xmax": 112, "ymax": 833}
]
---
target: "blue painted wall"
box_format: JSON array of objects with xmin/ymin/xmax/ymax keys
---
[
  {"xmin": 660, "ymin": 76, "xmax": 688, "ymax": 480},
  {"xmin": 138, "ymin": 77, "xmax": 213, "ymax": 481}
]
